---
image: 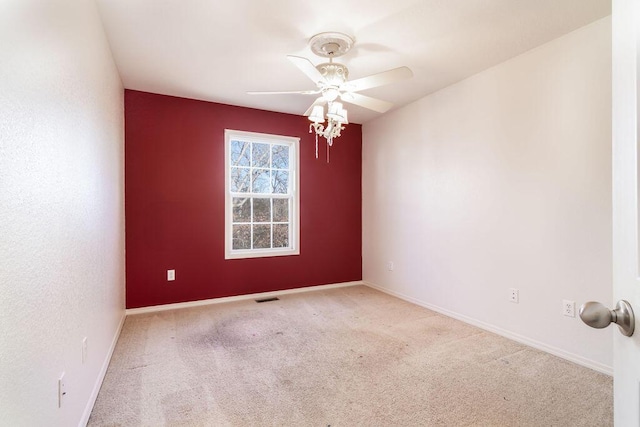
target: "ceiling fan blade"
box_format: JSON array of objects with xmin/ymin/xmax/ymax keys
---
[
  {"xmin": 340, "ymin": 92, "xmax": 394, "ymax": 113},
  {"xmin": 247, "ymin": 89, "xmax": 321, "ymax": 95},
  {"xmin": 287, "ymin": 55, "xmax": 326, "ymax": 86},
  {"xmin": 303, "ymin": 97, "xmax": 326, "ymax": 116},
  {"xmin": 341, "ymin": 66, "xmax": 413, "ymax": 92}
]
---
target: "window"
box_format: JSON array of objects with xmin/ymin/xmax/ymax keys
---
[{"xmin": 224, "ymin": 129, "xmax": 300, "ymax": 259}]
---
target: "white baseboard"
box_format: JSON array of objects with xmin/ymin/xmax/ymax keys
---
[
  {"xmin": 126, "ymin": 281, "xmax": 364, "ymax": 316},
  {"xmin": 79, "ymin": 312, "xmax": 126, "ymax": 427},
  {"xmin": 364, "ymin": 281, "xmax": 613, "ymax": 376}
]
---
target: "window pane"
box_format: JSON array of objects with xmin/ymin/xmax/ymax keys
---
[
  {"xmin": 232, "ymin": 198, "xmax": 250, "ymax": 222},
  {"xmin": 272, "ymin": 145, "xmax": 289, "ymax": 169},
  {"xmin": 273, "ymin": 198, "xmax": 288, "ymax": 222},
  {"xmin": 231, "ymin": 140, "xmax": 250, "ymax": 166},
  {"xmin": 232, "ymin": 225, "xmax": 251, "ymax": 250},
  {"xmin": 231, "ymin": 168, "xmax": 250, "ymax": 192},
  {"xmin": 253, "ymin": 224, "xmax": 271, "ymax": 249},
  {"xmin": 272, "ymin": 170, "xmax": 289, "ymax": 194},
  {"xmin": 252, "ymin": 169, "xmax": 271, "ymax": 193},
  {"xmin": 252, "ymin": 143, "xmax": 270, "ymax": 168},
  {"xmin": 273, "ymin": 224, "xmax": 289, "ymax": 248},
  {"xmin": 253, "ymin": 198, "xmax": 271, "ymax": 222}
]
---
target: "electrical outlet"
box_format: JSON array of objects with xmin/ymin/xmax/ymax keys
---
[
  {"xmin": 387, "ymin": 261, "xmax": 394, "ymax": 271},
  {"xmin": 563, "ymin": 300, "xmax": 575, "ymax": 317},
  {"xmin": 58, "ymin": 372, "xmax": 67, "ymax": 408},
  {"xmin": 509, "ymin": 288, "xmax": 519, "ymax": 303},
  {"xmin": 82, "ymin": 337, "xmax": 88, "ymax": 364},
  {"xmin": 167, "ymin": 269, "xmax": 175, "ymax": 281}
]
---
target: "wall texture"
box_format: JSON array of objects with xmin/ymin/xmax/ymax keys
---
[
  {"xmin": 362, "ymin": 18, "xmax": 613, "ymax": 371},
  {"xmin": 0, "ymin": 0, "xmax": 125, "ymax": 425},
  {"xmin": 125, "ymin": 91, "xmax": 362, "ymax": 308}
]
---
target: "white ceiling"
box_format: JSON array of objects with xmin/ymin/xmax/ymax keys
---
[{"xmin": 96, "ymin": 0, "xmax": 610, "ymax": 124}]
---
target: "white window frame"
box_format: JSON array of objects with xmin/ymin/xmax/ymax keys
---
[{"xmin": 224, "ymin": 129, "xmax": 300, "ymax": 259}]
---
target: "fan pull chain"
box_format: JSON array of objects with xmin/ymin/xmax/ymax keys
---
[{"xmin": 310, "ymin": 124, "xmax": 319, "ymax": 159}]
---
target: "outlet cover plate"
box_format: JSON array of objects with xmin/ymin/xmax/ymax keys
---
[
  {"xmin": 563, "ymin": 300, "xmax": 575, "ymax": 317},
  {"xmin": 58, "ymin": 372, "xmax": 66, "ymax": 408},
  {"xmin": 509, "ymin": 288, "xmax": 519, "ymax": 303},
  {"xmin": 167, "ymin": 269, "xmax": 175, "ymax": 281}
]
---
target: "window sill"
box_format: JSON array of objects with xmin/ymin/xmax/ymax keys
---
[{"xmin": 225, "ymin": 248, "xmax": 300, "ymax": 260}]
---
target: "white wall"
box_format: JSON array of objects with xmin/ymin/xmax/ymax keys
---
[
  {"xmin": 0, "ymin": 1, "xmax": 125, "ymax": 425},
  {"xmin": 363, "ymin": 17, "xmax": 613, "ymax": 372}
]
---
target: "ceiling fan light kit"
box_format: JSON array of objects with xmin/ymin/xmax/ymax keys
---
[
  {"xmin": 308, "ymin": 101, "xmax": 348, "ymax": 162},
  {"xmin": 248, "ymin": 31, "xmax": 413, "ymax": 162}
]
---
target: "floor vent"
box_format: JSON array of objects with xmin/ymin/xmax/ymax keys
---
[{"xmin": 255, "ymin": 297, "xmax": 279, "ymax": 303}]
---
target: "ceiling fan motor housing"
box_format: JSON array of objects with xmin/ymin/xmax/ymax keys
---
[
  {"xmin": 316, "ymin": 63, "xmax": 349, "ymax": 86},
  {"xmin": 309, "ymin": 32, "xmax": 353, "ymax": 101},
  {"xmin": 315, "ymin": 63, "xmax": 348, "ymax": 102}
]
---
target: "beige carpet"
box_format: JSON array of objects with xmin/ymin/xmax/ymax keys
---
[{"xmin": 89, "ymin": 285, "xmax": 612, "ymax": 426}]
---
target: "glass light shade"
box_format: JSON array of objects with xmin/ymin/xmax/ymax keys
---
[
  {"xmin": 326, "ymin": 102, "xmax": 348, "ymax": 124},
  {"xmin": 326, "ymin": 102, "xmax": 343, "ymax": 120},
  {"xmin": 330, "ymin": 102, "xmax": 342, "ymax": 113},
  {"xmin": 308, "ymin": 105, "xmax": 325, "ymax": 123}
]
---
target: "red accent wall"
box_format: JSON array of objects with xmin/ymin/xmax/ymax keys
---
[{"xmin": 125, "ymin": 90, "xmax": 362, "ymax": 308}]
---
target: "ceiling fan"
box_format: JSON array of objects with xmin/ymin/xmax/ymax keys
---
[
  {"xmin": 248, "ymin": 32, "xmax": 412, "ymax": 161},
  {"xmin": 248, "ymin": 32, "xmax": 413, "ymax": 117}
]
